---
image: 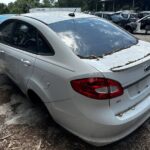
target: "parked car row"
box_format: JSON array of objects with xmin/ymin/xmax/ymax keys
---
[{"xmin": 94, "ymin": 11, "xmax": 150, "ymax": 34}]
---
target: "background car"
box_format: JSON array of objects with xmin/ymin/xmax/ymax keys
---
[
  {"xmin": 127, "ymin": 15, "xmax": 150, "ymax": 34},
  {"xmin": 94, "ymin": 11, "xmax": 114, "ymax": 20},
  {"xmin": 138, "ymin": 11, "xmax": 150, "ymax": 19},
  {"xmin": 111, "ymin": 11, "xmax": 138, "ymax": 28},
  {"xmin": 95, "ymin": 11, "xmax": 138, "ymax": 33}
]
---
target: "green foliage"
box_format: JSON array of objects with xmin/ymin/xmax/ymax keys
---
[
  {"xmin": 0, "ymin": 3, "xmax": 9, "ymax": 14},
  {"xmin": 6, "ymin": 0, "xmax": 41, "ymax": 14},
  {"xmin": 42, "ymin": 0, "xmax": 51, "ymax": 7},
  {"xmin": 0, "ymin": 0, "xmax": 150, "ymax": 14},
  {"xmin": 0, "ymin": 0, "xmax": 53, "ymax": 14}
]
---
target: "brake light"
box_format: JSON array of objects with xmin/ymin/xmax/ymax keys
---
[{"xmin": 71, "ymin": 78, "xmax": 124, "ymax": 100}]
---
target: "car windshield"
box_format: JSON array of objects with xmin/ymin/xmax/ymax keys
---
[
  {"xmin": 49, "ymin": 17, "xmax": 138, "ymax": 58},
  {"xmin": 103, "ymin": 14, "xmax": 111, "ymax": 20},
  {"xmin": 122, "ymin": 13, "xmax": 129, "ymax": 18}
]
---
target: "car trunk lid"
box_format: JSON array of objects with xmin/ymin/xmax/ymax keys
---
[{"xmin": 83, "ymin": 40, "xmax": 150, "ymax": 114}]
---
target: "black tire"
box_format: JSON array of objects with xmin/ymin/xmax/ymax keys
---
[
  {"xmin": 145, "ymin": 25, "xmax": 150, "ymax": 35},
  {"xmin": 145, "ymin": 30, "xmax": 148, "ymax": 35},
  {"xmin": 27, "ymin": 90, "xmax": 48, "ymax": 111}
]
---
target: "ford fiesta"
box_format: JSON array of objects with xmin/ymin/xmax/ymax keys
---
[{"xmin": 0, "ymin": 12, "xmax": 149, "ymax": 146}]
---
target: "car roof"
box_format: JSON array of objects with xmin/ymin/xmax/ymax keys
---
[
  {"xmin": 22, "ymin": 11, "xmax": 94, "ymax": 24},
  {"xmin": 137, "ymin": 14, "xmax": 150, "ymax": 22},
  {"xmin": 95, "ymin": 11, "xmax": 114, "ymax": 14},
  {"xmin": 0, "ymin": 14, "xmax": 15, "ymax": 23},
  {"xmin": 140, "ymin": 11, "xmax": 150, "ymax": 14}
]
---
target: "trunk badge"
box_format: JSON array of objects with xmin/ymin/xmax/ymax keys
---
[{"xmin": 144, "ymin": 65, "xmax": 150, "ymax": 72}]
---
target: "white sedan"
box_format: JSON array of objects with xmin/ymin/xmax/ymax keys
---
[{"xmin": 0, "ymin": 12, "xmax": 149, "ymax": 146}]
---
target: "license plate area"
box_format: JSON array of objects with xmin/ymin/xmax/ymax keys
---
[{"xmin": 128, "ymin": 75, "xmax": 150, "ymax": 97}]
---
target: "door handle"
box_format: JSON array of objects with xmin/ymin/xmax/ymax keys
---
[
  {"xmin": 21, "ymin": 59, "xmax": 31, "ymax": 66},
  {"xmin": 0, "ymin": 50, "xmax": 5, "ymax": 54}
]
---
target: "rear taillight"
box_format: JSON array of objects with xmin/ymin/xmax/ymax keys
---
[{"xmin": 71, "ymin": 78, "xmax": 124, "ymax": 100}]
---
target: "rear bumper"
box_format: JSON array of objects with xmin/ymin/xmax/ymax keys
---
[
  {"xmin": 82, "ymin": 109, "xmax": 149, "ymax": 146},
  {"xmin": 46, "ymin": 95, "xmax": 150, "ymax": 146}
]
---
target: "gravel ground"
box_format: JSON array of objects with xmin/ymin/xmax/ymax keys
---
[{"xmin": 0, "ymin": 34, "xmax": 149, "ymax": 150}]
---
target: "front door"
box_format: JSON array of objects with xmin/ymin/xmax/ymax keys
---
[
  {"xmin": 0, "ymin": 20, "xmax": 18, "ymax": 80},
  {"xmin": 11, "ymin": 21, "xmax": 37, "ymax": 92}
]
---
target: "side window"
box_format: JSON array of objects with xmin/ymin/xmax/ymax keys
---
[
  {"xmin": 99, "ymin": 13, "xmax": 102, "ymax": 17},
  {"xmin": 37, "ymin": 34, "xmax": 54, "ymax": 55},
  {"xmin": 12, "ymin": 21, "xmax": 37, "ymax": 53},
  {"xmin": 0, "ymin": 21, "xmax": 15, "ymax": 45}
]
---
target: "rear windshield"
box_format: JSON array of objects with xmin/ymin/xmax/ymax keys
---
[{"xmin": 49, "ymin": 17, "xmax": 138, "ymax": 58}]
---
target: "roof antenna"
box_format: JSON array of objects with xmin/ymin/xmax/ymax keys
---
[{"xmin": 68, "ymin": 8, "xmax": 77, "ymax": 17}]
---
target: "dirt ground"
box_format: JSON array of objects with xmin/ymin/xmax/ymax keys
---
[
  {"xmin": 0, "ymin": 34, "xmax": 149, "ymax": 150},
  {"xmin": 134, "ymin": 34, "xmax": 150, "ymax": 43}
]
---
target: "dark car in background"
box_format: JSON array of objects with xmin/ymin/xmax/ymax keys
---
[
  {"xmin": 111, "ymin": 11, "xmax": 139, "ymax": 32},
  {"xmin": 94, "ymin": 11, "xmax": 114, "ymax": 20},
  {"xmin": 127, "ymin": 15, "xmax": 150, "ymax": 34},
  {"xmin": 138, "ymin": 11, "xmax": 150, "ymax": 19},
  {"xmin": 94, "ymin": 11, "xmax": 138, "ymax": 33}
]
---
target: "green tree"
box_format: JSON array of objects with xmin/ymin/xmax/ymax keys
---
[
  {"xmin": 7, "ymin": 0, "xmax": 41, "ymax": 13},
  {"xmin": 43, "ymin": 0, "xmax": 51, "ymax": 7},
  {"xmin": 0, "ymin": 3, "xmax": 9, "ymax": 14},
  {"xmin": 1, "ymin": 0, "xmax": 150, "ymax": 14}
]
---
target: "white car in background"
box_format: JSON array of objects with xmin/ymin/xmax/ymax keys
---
[
  {"xmin": 127, "ymin": 15, "xmax": 150, "ymax": 34},
  {"xmin": 0, "ymin": 12, "xmax": 149, "ymax": 146}
]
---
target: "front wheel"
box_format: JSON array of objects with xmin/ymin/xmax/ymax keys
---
[{"xmin": 145, "ymin": 25, "xmax": 150, "ymax": 35}]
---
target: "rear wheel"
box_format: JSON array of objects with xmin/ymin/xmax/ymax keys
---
[
  {"xmin": 145, "ymin": 25, "xmax": 150, "ymax": 34},
  {"xmin": 27, "ymin": 90, "xmax": 55, "ymax": 126},
  {"xmin": 27, "ymin": 90, "xmax": 49, "ymax": 113}
]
